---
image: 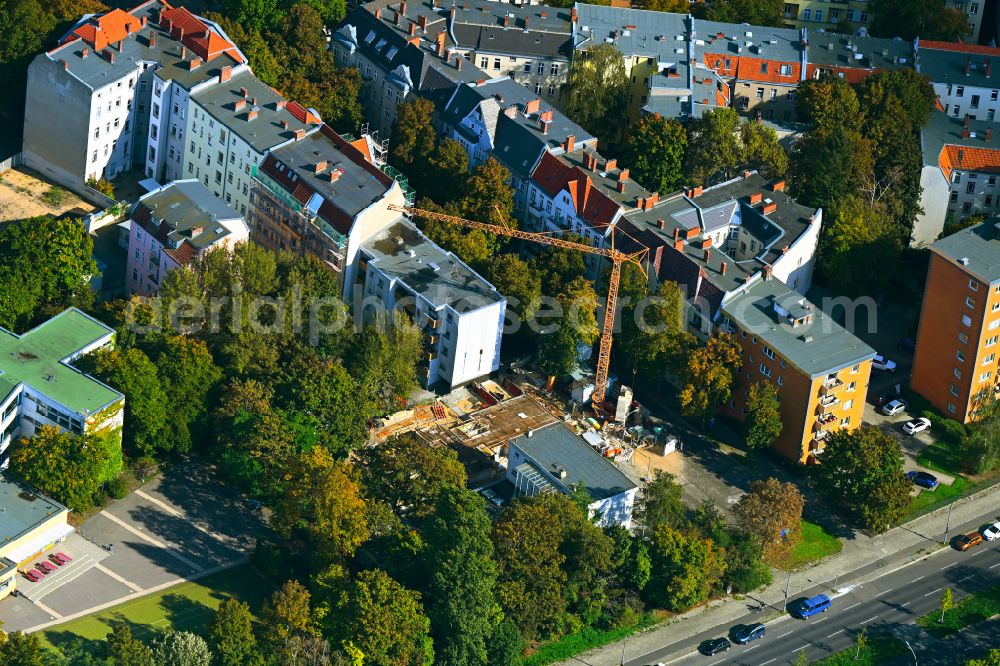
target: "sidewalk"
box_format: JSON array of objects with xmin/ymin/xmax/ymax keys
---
[{"xmin": 555, "ymin": 480, "xmax": 1000, "ymax": 666}]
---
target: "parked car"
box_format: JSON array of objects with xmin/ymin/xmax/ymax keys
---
[
  {"xmin": 906, "ymin": 470, "xmax": 939, "ymax": 490},
  {"xmin": 21, "ymin": 570, "xmax": 41, "ymax": 583},
  {"xmin": 981, "ymin": 521, "xmax": 1000, "ymax": 541},
  {"xmin": 793, "ymin": 594, "xmax": 832, "ymax": 619},
  {"xmin": 956, "ymin": 532, "xmax": 985, "ymax": 551},
  {"xmin": 873, "ymin": 355, "xmax": 897, "ymax": 372},
  {"xmin": 478, "ymin": 488, "xmax": 504, "ymax": 508},
  {"xmin": 903, "ymin": 417, "xmax": 932, "ymax": 435},
  {"xmin": 36, "ymin": 562, "xmax": 54, "ymax": 575},
  {"xmin": 733, "ymin": 623, "xmax": 766, "ymax": 644},
  {"xmin": 881, "ymin": 399, "xmax": 908, "ymax": 416},
  {"xmin": 897, "ymin": 338, "xmax": 917, "ymax": 353},
  {"xmin": 56, "ymin": 552, "xmax": 72, "ymax": 563},
  {"xmin": 48, "ymin": 554, "xmax": 64, "ymax": 566},
  {"xmin": 699, "ymin": 638, "xmax": 731, "ymax": 656}
]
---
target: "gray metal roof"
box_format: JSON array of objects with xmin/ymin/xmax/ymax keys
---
[
  {"xmin": 451, "ymin": 3, "xmax": 572, "ymax": 59},
  {"xmin": 575, "ymin": 5, "xmax": 689, "ymax": 59},
  {"xmin": 918, "ymin": 43, "xmax": 1000, "ymax": 87},
  {"xmin": 693, "ymin": 19, "xmax": 802, "ymax": 63},
  {"xmin": 361, "ymin": 218, "xmax": 504, "ymax": 312},
  {"xmin": 806, "ymin": 31, "xmax": 912, "ymax": 70},
  {"xmin": 932, "ymin": 218, "xmax": 1000, "ymax": 283},
  {"xmin": 192, "ymin": 71, "xmax": 318, "ymax": 154},
  {"xmin": 721, "ymin": 278, "xmax": 877, "ymax": 378},
  {"xmin": 136, "ymin": 179, "xmax": 242, "ymax": 250},
  {"xmin": 509, "ymin": 422, "xmax": 637, "ymax": 501},
  {"xmin": 0, "ymin": 476, "xmax": 69, "ymax": 547},
  {"xmin": 920, "ymin": 108, "xmax": 1000, "ymax": 167}
]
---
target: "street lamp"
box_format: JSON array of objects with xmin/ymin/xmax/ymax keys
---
[
  {"xmin": 905, "ymin": 640, "xmax": 918, "ymax": 666},
  {"xmin": 942, "ymin": 502, "xmax": 956, "ymax": 545},
  {"xmin": 619, "ymin": 638, "xmax": 626, "ymax": 666}
]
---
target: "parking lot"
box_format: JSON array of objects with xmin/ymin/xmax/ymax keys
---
[{"xmin": 0, "ymin": 463, "xmax": 269, "ymax": 632}]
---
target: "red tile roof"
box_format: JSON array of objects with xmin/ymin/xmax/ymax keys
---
[
  {"xmin": 531, "ymin": 152, "xmax": 622, "ymax": 228},
  {"xmin": 287, "ymin": 101, "xmax": 322, "ymax": 125},
  {"xmin": 164, "ymin": 242, "xmax": 198, "ymax": 265},
  {"xmin": 70, "ymin": 8, "xmax": 143, "ymax": 51},
  {"xmin": 941, "ymin": 145, "xmax": 1000, "ymax": 178},
  {"xmin": 737, "ymin": 57, "xmax": 800, "ymax": 84},
  {"xmin": 161, "ymin": 6, "xmax": 240, "ymax": 62},
  {"xmin": 920, "ymin": 40, "xmax": 1000, "ymax": 56},
  {"xmin": 703, "ymin": 53, "xmax": 738, "ymax": 78}
]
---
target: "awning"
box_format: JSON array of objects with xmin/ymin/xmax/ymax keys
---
[{"xmin": 4, "ymin": 521, "xmax": 74, "ymax": 565}]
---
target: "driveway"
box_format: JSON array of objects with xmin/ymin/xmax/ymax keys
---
[{"xmin": 0, "ymin": 462, "xmax": 270, "ymax": 632}]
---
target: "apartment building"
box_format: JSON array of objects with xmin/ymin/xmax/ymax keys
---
[
  {"xmin": 917, "ymin": 110, "xmax": 1000, "ymax": 245},
  {"xmin": 0, "ymin": 309, "xmax": 125, "ymax": 466},
  {"xmin": 331, "ymin": 2, "xmax": 486, "ymax": 137},
  {"xmin": 22, "ymin": 0, "xmax": 246, "ymax": 195},
  {"xmin": 0, "ymin": 478, "xmax": 73, "ymax": 600},
  {"xmin": 911, "ymin": 219, "xmax": 1000, "ymax": 422},
  {"xmin": 615, "ymin": 172, "xmax": 822, "ymax": 335},
  {"xmin": 719, "ymin": 275, "xmax": 875, "ymax": 463},
  {"xmin": 945, "ymin": 0, "xmax": 987, "ymax": 43},
  {"xmin": 918, "ymin": 40, "xmax": 1000, "ymax": 121},
  {"xmin": 505, "ymin": 422, "xmax": 638, "ymax": 527},
  {"xmin": 184, "ymin": 71, "xmax": 321, "ymax": 220},
  {"xmin": 359, "ymin": 219, "xmax": 506, "ymax": 387},
  {"xmin": 781, "ymin": 0, "xmax": 871, "ymax": 31},
  {"xmin": 805, "ymin": 30, "xmax": 913, "ymax": 83},
  {"xmin": 125, "ymin": 179, "xmax": 249, "ymax": 296}
]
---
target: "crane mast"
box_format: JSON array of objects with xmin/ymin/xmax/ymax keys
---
[{"xmin": 387, "ymin": 204, "xmax": 648, "ymax": 407}]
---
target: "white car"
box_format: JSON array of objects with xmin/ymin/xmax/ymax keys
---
[
  {"xmin": 983, "ymin": 521, "xmax": 1000, "ymax": 541},
  {"xmin": 903, "ymin": 417, "xmax": 931, "ymax": 435},
  {"xmin": 882, "ymin": 399, "xmax": 908, "ymax": 416},
  {"xmin": 873, "ymin": 355, "xmax": 897, "ymax": 372}
]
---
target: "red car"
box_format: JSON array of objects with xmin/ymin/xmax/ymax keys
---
[
  {"xmin": 21, "ymin": 569, "xmax": 41, "ymax": 583},
  {"xmin": 36, "ymin": 561, "xmax": 54, "ymax": 575},
  {"xmin": 49, "ymin": 554, "xmax": 65, "ymax": 566},
  {"xmin": 55, "ymin": 552, "xmax": 72, "ymax": 563}
]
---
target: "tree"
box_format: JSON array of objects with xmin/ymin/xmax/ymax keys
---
[
  {"xmin": 0, "ymin": 631, "xmax": 49, "ymax": 666},
  {"xmin": 733, "ymin": 478, "xmax": 804, "ymax": 563},
  {"xmin": 261, "ymin": 580, "xmax": 317, "ymax": 647},
  {"xmin": 535, "ymin": 318, "xmax": 580, "ymax": 380},
  {"xmin": 150, "ymin": 631, "xmax": 212, "ymax": 666},
  {"xmin": 811, "ymin": 426, "xmax": 912, "ymax": 533},
  {"xmin": 869, "ymin": 0, "xmax": 969, "ymax": 41},
  {"xmin": 347, "ymin": 316, "xmax": 423, "ymax": 416},
  {"xmin": 967, "ymin": 649, "xmax": 1000, "ymax": 666},
  {"xmin": 647, "ymin": 524, "xmax": 726, "ymax": 611},
  {"xmin": 678, "ymin": 333, "xmax": 742, "ymax": 422},
  {"xmin": 10, "ymin": 425, "xmax": 122, "ymax": 513},
  {"xmin": 790, "ymin": 125, "xmax": 873, "ymax": 213},
  {"xmin": 854, "ymin": 626, "xmax": 869, "ymax": 660},
  {"xmin": 217, "ymin": 0, "xmax": 283, "ymax": 33},
  {"xmin": 357, "ymin": 433, "xmax": 467, "ymax": 519},
  {"xmin": 606, "ymin": 524, "xmax": 652, "ymax": 592},
  {"xmin": 0, "ymin": 215, "xmax": 98, "ymax": 331},
  {"xmin": 619, "ymin": 276, "xmax": 696, "ymax": 378},
  {"xmin": 208, "ymin": 600, "xmax": 261, "ymax": 666},
  {"xmin": 563, "ymin": 44, "xmax": 628, "ymax": 145},
  {"xmin": 795, "ymin": 74, "xmax": 860, "ymax": 132},
  {"xmin": 794, "ymin": 650, "xmax": 808, "ymax": 666},
  {"xmin": 484, "ymin": 254, "xmax": 542, "ymax": 331},
  {"xmin": 704, "ymin": 0, "xmax": 783, "ymax": 25},
  {"xmin": 940, "ymin": 587, "xmax": 953, "ymax": 624},
  {"xmin": 276, "ymin": 447, "xmax": 370, "ymax": 564},
  {"xmin": 147, "ymin": 335, "xmax": 223, "ymax": 453},
  {"xmin": 740, "ymin": 120, "xmax": 788, "ymax": 180},
  {"xmin": 965, "ymin": 392, "xmax": 1000, "ymax": 473},
  {"xmin": 425, "ymin": 138, "xmax": 470, "ymax": 204},
  {"xmin": 685, "ymin": 108, "xmax": 742, "ymax": 185},
  {"xmin": 623, "ymin": 115, "xmax": 687, "ymax": 194},
  {"xmin": 391, "ymin": 97, "xmax": 437, "ymax": 168},
  {"xmin": 744, "ymin": 382, "xmax": 783, "ymax": 450},
  {"xmin": 636, "ymin": 0, "xmax": 689, "ymax": 10},
  {"xmin": 458, "ymin": 158, "xmax": 516, "ymax": 231},
  {"xmin": 298, "ymin": 0, "xmax": 346, "ymax": 24},
  {"xmin": 486, "ymin": 621, "xmax": 523, "ymax": 666},
  {"xmin": 634, "ymin": 471, "xmax": 686, "ymax": 532},
  {"xmin": 105, "ymin": 624, "xmax": 156, "ymax": 666},
  {"xmin": 818, "ymin": 195, "xmax": 900, "ymax": 295},
  {"xmin": 423, "ymin": 487, "xmax": 502, "ymax": 666}
]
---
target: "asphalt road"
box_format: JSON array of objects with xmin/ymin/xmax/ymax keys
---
[{"xmin": 624, "ymin": 509, "xmax": 1000, "ymax": 666}]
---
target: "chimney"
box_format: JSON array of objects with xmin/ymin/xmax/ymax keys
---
[
  {"xmin": 418, "ymin": 14, "xmax": 428, "ymax": 31},
  {"xmin": 329, "ymin": 169, "xmax": 341, "ymax": 182},
  {"xmin": 781, "ymin": 245, "xmax": 789, "ymax": 254},
  {"xmin": 988, "ymin": 127, "xmax": 994, "ymax": 142},
  {"xmin": 294, "ymin": 128, "xmax": 306, "ymax": 140},
  {"xmin": 524, "ymin": 16, "xmax": 529, "ymax": 30},
  {"xmin": 234, "ymin": 98, "xmax": 246, "ymax": 112},
  {"xmin": 455, "ymin": 55, "xmax": 462, "ymax": 69},
  {"xmin": 571, "ymin": 6, "xmax": 578, "ymax": 22},
  {"xmin": 247, "ymin": 108, "xmax": 258, "ymax": 122},
  {"xmin": 376, "ymin": 8, "xmax": 382, "ymax": 19},
  {"xmin": 281, "ymin": 120, "xmax": 289, "ymax": 129},
  {"xmin": 674, "ymin": 237, "xmax": 684, "ymax": 251},
  {"xmin": 239, "ymin": 87, "xmax": 248, "ymax": 98},
  {"xmin": 964, "ymin": 114, "xmax": 971, "ymax": 128},
  {"xmin": 400, "ymin": 1, "xmax": 407, "ymax": 14},
  {"xmin": 176, "ymin": 27, "xmax": 184, "ymax": 41},
  {"xmin": 436, "ymin": 31, "xmax": 446, "ymax": 56},
  {"xmin": 180, "ymin": 45, "xmax": 187, "ymax": 60},
  {"xmin": 394, "ymin": 9, "xmax": 401, "ymax": 24},
  {"xmin": 276, "ymin": 99, "xmax": 286, "ymax": 111},
  {"xmin": 117, "ymin": 40, "xmax": 123, "ymax": 52},
  {"xmin": 742, "ymin": 170, "xmax": 752, "ymax": 178},
  {"xmin": 82, "ymin": 47, "xmax": 90, "ymax": 58},
  {"xmin": 252, "ymin": 97, "xmax": 257, "ymax": 106},
  {"xmin": 605, "ymin": 158, "xmax": 617, "ymax": 171},
  {"xmin": 314, "ymin": 160, "xmax": 328, "ymax": 174},
  {"xmin": 645, "ymin": 192, "xmax": 658, "ymax": 209},
  {"xmin": 616, "ymin": 180, "xmax": 627, "ymax": 193},
  {"xmin": 541, "ymin": 119, "xmax": 550, "ymax": 134},
  {"xmin": 526, "ymin": 98, "xmax": 541, "ymax": 114},
  {"xmin": 433, "ymin": 0, "xmax": 438, "ymax": 7},
  {"xmin": 966, "ymin": 57, "xmax": 972, "ymax": 76},
  {"xmin": 164, "ymin": 17, "xmax": 172, "ymax": 33},
  {"xmin": 220, "ymin": 65, "xmax": 232, "ymax": 83},
  {"xmin": 141, "ymin": 16, "xmax": 147, "ymax": 27},
  {"xmin": 451, "ymin": 4, "xmax": 456, "ymax": 22},
  {"xmin": 657, "ymin": 219, "xmax": 666, "ymax": 230},
  {"xmin": 409, "ymin": 21, "xmax": 417, "ymax": 35},
  {"xmin": 750, "ymin": 192, "xmax": 763, "ymax": 205},
  {"xmin": 618, "ymin": 168, "xmax": 629, "ymax": 182},
  {"xmin": 408, "ymin": 35, "xmax": 420, "ymax": 46},
  {"xmin": 60, "ymin": 59, "xmax": 68, "ymax": 70},
  {"xmin": 636, "ymin": 196, "xmax": 646, "ymax": 209},
  {"xmin": 503, "ymin": 15, "xmax": 509, "ymax": 28},
  {"xmin": 673, "ymin": 227, "xmax": 680, "ymax": 240},
  {"xmin": 564, "ymin": 134, "xmax": 575, "ymax": 153},
  {"xmin": 763, "ymin": 264, "xmax": 773, "ymax": 281},
  {"xmin": 189, "ymin": 57, "xmax": 202, "ymax": 70},
  {"xmin": 703, "ymin": 236, "xmax": 713, "ymax": 248},
  {"xmin": 148, "ymin": 32, "xmax": 156, "ymax": 48},
  {"xmin": 107, "ymin": 50, "xmax": 115, "ymax": 65},
  {"xmin": 721, "ymin": 262, "xmax": 727, "ymax": 275},
  {"xmin": 963, "ymin": 127, "xmax": 971, "ymax": 139},
  {"xmin": 692, "ymin": 186, "xmax": 703, "ymax": 197},
  {"xmin": 763, "ymin": 202, "xmax": 777, "ymax": 215},
  {"xmin": 771, "ymin": 180, "xmax": 785, "ymax": 192}
]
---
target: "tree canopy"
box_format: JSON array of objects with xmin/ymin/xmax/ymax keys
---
[
  {"xmin": 563, "ymin": 44, "xmax": 628, "ymax": 145},
  {"xmin": 733, "ymin": 478, "xmax": 804, "ymax": 563},
  {"xmin": 623, "ymin": 115, "xmax": 687, "ymax": 194},
  {"xmin": 678, "ymin": 334, "xmax": 742, "ymax": 421},
  {"xmin": 744, "ymin": 382, "xmax": 783, "ymax": 450}
]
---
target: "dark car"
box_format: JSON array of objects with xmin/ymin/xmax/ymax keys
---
[
  {"xmin": 907, "ymin": 470, "xmax": 939, "ymax": 490},
  {"xmin": 733, "ymin": 623, "xmax": 766, "ymax": 644},
  {"xmin": 897, "ymin": 338, "xmax": 916, "ymax": 353},
  {"xmin": 699, "ymin": 638, "xmax": 731, "ymax": 656}
]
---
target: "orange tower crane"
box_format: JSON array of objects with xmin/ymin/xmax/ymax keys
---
[{"xmin": 387, "ymin": 204, "xmax": 648, "ymax": 408}]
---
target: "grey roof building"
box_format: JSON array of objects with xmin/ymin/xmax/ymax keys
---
[{"xmin": 931, "ymin": 218, "xmax": 1000, "ymax": 283}]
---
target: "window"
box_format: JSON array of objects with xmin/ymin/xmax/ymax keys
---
[
  {"xmin": 951, "ymin": 384, "xmax": 960, "ymax": 396},
  {"xmin": 763, "ymin": 346, "xmax": 775, "ymax": 359},
  {"xmin": 779, "ymin": 64, "xmax": 792, "ymax": 76},
  {"xmin": 756, "ymin": 88, "xmax": 764, "ymax": 100},
  {"xmin": 967, "ymin": 182, "xmax": 977, "ymax": 194},
  {"xmin": 981, "ymin": 371, "xmax": 992, "ymax": 382},
  {"xmin": 537, "ymin": 62, "xmax": 544, "ymax": 75},
  {"xmin": 948, "ymin": 402, "xmax": 957, "ymax": 414},
  {"xmin": 769, "ymin": 88, "xmax": 777, "ymax": 99},
  {"xmin": 988, "ymin": 336, "xmax": 999, "ymax": 347},
  {"xmin": 967, "ymin": 296, "xmax": 976, "ymax": 308},
  {"xmin": 802, "ymin": 8, "xmax": 811, "ymax": 20},
  {"xmin": 480, "ymin": 58, "xmax": 488, "ymax": 68},
  {"xmin": 830, "ymin": 8, "xmax": 840, "ymax": 20},
  {"xmin": 493, "ymin": 58, "xmax": 501, "ymax": 70},
  {"xmin": 971, "ymin": 279, "xmax": 980, "ymax": 291},
  {"xmin": 550, "ymin": 63, "xmax": 559, "ymax": 75},
  {"xmin": 94, "ymin": 127, "xmax": 99, "ymax": 139},
  {"xmin": 814, "ymin": 9, "xmax": 822, "ymax": 21},
  {"xmin": 984, "ymin": 354, "xmax": 996, "ymax": 365},
  {"xmin": 957, "ymin": 350, "xmax": 967, "ymax": 362},
  {"xmin": 547, "ymin": 84, "xmax": 556, "ymax": 96},
  {"xmin": 535, "ymin": 83, "xmax": 542, "ymax": 95},
  {"xmin": 957, "ymin": 86, "xmax": 966, "ymax": 97},
  {"xmin": 955, "ymin": 367, "xmax": 963, "ymax": 379},
  {"xmin": 776, "ymin": 376, "xmax": 783, "ymax": 386},
  {"xmin": 152, "ymin": 103, "xmax": 159, "ymax": 119},
  {"xmin": 759, "ymin": 363, "xmax": 771, "ymax": 377},
  {"xmin": 972, "ymin": 94, "xmax": 981, "ymax": 109},
  {"xmin": 963, "ymin": 314, "xmax": 973, "ymax": 327},
  {"xmin": 991, "ymin": 319, "xmax": 1000, "ymax": 330},
  {"xmin": 844, "ymin": 399, "xmax": 853, "ymax": 410}
]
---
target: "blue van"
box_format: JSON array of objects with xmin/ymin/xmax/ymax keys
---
[{"xmin": 795, "ymin": 594, "xmax": 832, "ymax": 619}]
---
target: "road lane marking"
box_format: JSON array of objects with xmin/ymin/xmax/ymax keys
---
[
  {"xmin": 94, "ymin": 563, "xmax": 142, "ymax": 592},
  {"xmin": 814, "ymin": 616, "xmax": 829, "ymax": 624},
  {"xmin": 900, "ymin": 601, "xmax": 912, "ymax": 607},
  {"xmin": 777, "ymin": 631, "xmax": 793, "ymax": 639},
  {"xmin": 98, "ymin": 511, "xmax": 202, "ymax": 573},
  {"xmin": 760, "ymin": 659, "xmax": 776, "ymax": 665},
  {"xmin": 913, "ymin": 575, "xmax": 925, "ymax": 581},
  {"xmin": 923, "ymin": 588, "xmax": 943, "ymax": 597},
  {"xmin": 860, "ymin": 616, "xmax": 878, "ymax": 625},
  {"xmin": 793, "ymin": 645, "xmax": 810, "ymax": 652},
  {"xmin": 134, "ymin": 490, "xmax": 183, "ymax": 517},
  {"xmin": 845, "ymin": 602, "xmax": 861, "ymax": 611},
  {"xmin": 959, "ymin": 574, "xmax": 975, "ymax": 582},
  {"xmin": 744, "ymin": 644, "xmax": 759, "ymax": 651},
  {"xmin": 874, "ymin": 588, "xmax": 892, "ymax": 597},
  {"xmin": 989, "ymin": 562, "xmax": 1000, "ymax": 569},
  {"xmin": 828, "ymin": 629, "xmax": 846, "ymax": 638},
  {"xmin": 942, "ymin": 562, "xmax": 958, "ymax": 569}
]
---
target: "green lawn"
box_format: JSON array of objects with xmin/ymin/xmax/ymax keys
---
[
  {"xmin": 810, "ymin": 633, "xmax": 908, "ymax": 665},
  {"xmin": 39, "ymin": 565, "xmax": 272, "ymax": 654},
  {"xmin": 916, "ymin": 581, "xmax": 1000, "ymax": 639},
  {"xmin": 775, "ymin": 520, "xmax": 843, "ymax": 570},
  {"xmin": 917, "ymin": 437, "xmax": 967, "ymax": 476},
  {"xmin": 905, "ymin": 474, "xmax": 975, "ymax": 519},
  {"xmin": 523, "ymin": 613, "xmax": 661, "ymax": 666}
]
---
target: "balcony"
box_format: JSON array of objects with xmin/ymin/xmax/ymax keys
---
[
  {"xmin": 816, "ymin": 395, "xmax": 840, "ymax": 415},
  {"xmin": 820, "ymin": 377, "xmax": 844, "ymax": 396},
  {"xmin": 420, "ymin": 312, "xmax": 441, "ymax": 330},
  {"xmin": 427, "ymin": 350, "xmax": 438, "ymax": 362},
  {"xmin": 814, "ymin": 412, "xmax": 838, "ymax": 433}
]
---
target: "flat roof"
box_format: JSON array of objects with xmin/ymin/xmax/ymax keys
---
[
  {"xmin": 362, "ymin": 218, "xmax": 504, "ymax": 312},
  {"xmin": 721, "ymin": 278, "xmax": 876, "ymax": 377},
  {"xmin": 932, "ymin": 218, "xmax": 1000, "ymax": 283},
  {"xmin": 0, "ymin": 476, "xmax": 69, "ymax": 554},
  {"xmin": 694, "ymin": 18, "xmax": 802, "ymax": 63},
  {"xmin": 918, "ymin": 43, "xmax": 1000, "ymax": 87},
  {"xmin": 0, "ymin": 309, "xmax": 123, "ymax": 415},
  {"xmin": 192, "ymin": 70, "xmax": 318, "ymax": 154},
  {"xmin": 575, "ymin": 5, "xmax": 689, "ymax": 58},
  {"xmin": 806, "ymin": 31, "xmax": 911, "ymax": 70},
  {"xmin": 509, "ymin": 422, "xmax": 637, "ymax": 501},
  {"xmin": 920, "ymin": 109, "xmax": 1000, "ymax": 166}
]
